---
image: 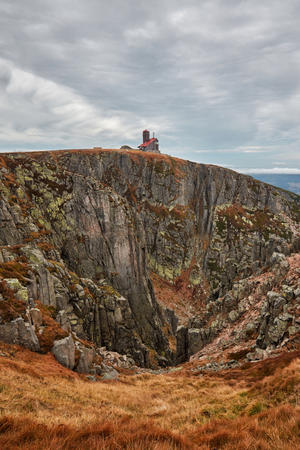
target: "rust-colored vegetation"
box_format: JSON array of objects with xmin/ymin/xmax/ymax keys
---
[
  {"xmin": 170, "ymin": 205, "xmax": 189, "ymax": 220},
  {"xmin": 24, "ymin": 229, "xmax": 51, "ymax": 243},
  {"xmin": 216, "ymin": 350, "xmax": 300, "ymax": 384},
  {"xmin": 216, "ymin": 203, "xmax": 291, "ymax": 239},
  {"xmin": 126, "ymin": 183, "xmax": 138, "ymax": 203},
  {"xmin": 151, "ymin": 272, "xmax": 194, "ymax": 321},
  {"xmin": 0, "ymin": 155, "xmax": 8, "ymax": 168},
  {"xmin": 1, "ymin": 172, "xmax": 16, "ymax": 187},
  {"xmin": 36, "ymin": 241, "xmax": 55, "ymax": 252},
  {"xmin": 35, "ymin": 301, "xmax": 68, "ymax": 353},
  {"xmin": 0, "ymin": 343, "xmax": 298, "ymax": 449},
  {"xmin": 2, "ymin": 147, "xmax": 187, "ymax": 184},
  {"xmin": 144, "ymin": 201, "xmax": 169, "ymax": 219},
  {"xmin": 0, "ymin": 280, "xmax": 27, "ymax": 321},
  {"xmin": 151, "ymin": 260, "xmax": 208, "ymax": 322},
  {"xmin": 143, "ymin": 201, "xmax": 188, "ymax": 222},
  {"xmin": 0, "ymin": 260, "xmax": 30, "ymax": 282}
]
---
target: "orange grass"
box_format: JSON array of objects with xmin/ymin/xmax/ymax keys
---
[
  {"xmin": 33, "ymin": 301, "xmax": 68, "ymax": 353},
  {"xmin": 0, "ymin": 342, "xmax": 299, "ymax": 449},
  {"xmin": 0, "ymin": 280, "xmax": 27, "ymax": 321},
  {"xmin": 0, "ymin": 260, "xmax": 31, "ymax": 282}
]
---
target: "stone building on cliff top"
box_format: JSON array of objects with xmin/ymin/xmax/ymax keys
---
[{"xmin": 138, "ymin": 129, "xmax": 160, "ymax": 153}]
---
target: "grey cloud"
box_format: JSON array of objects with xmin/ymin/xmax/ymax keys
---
[{"xmin": 0, "ymin": 0, "xmax": 299, "ymax": 171}]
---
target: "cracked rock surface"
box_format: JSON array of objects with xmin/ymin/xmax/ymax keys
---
[{"xmin": 0, "ymin": 149, "xmax": 299, "ymax": 368}]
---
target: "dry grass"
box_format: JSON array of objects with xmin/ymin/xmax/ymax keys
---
[
  {"xmin": 0, "ymin": 280, "xmax": 27, "ymax": 321},
  {"xmin": 0, "ymin": 343, "xmax": 299, "ymax": 448},
  {"xmin": 35, "ymin": 301, "xmax": 68, "ymax": 353},
  {"xmin": 0, "ymin": 260, "xmax": 31, "ymax": 282}
]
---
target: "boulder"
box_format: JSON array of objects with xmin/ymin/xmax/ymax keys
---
[
  {"xmin": 188, "ymin": 328, "xmax": 204, "ymax": 356},
  {"xmin": 95, "ymin": 363, "xmax": 119, "ymax": 380},
  {"xmin": 0, "ymin": 317, "xmax": 40, "ymax": 351},
  {"xmin": 76, "ymin": 345, "xmax": 95, "ymax": 374},
  {"xmin": 52, "ymin": 335, "xmax": 75, "ymax": 369}
]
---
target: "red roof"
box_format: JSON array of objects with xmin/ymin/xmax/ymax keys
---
[{"xmin": 139, "ymin": 138, "xmax": 157, "ymax": 148}]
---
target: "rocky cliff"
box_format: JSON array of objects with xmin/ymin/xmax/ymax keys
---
[{"xmin": 0, "ymin": 149, "xmax": 299, "ymax": 368}]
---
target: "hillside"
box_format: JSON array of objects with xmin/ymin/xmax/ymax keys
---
[
  {"xmin": 0, "ymin": 341, "xmax": 299, "ymax": 449},
  {"xmin": 0, "ymin": 147, "xmax": 299, "ymax": 448}
]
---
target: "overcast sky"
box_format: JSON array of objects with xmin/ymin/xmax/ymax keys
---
[{"xmin": 0, "ymin": 0, "xmax": 300, "ymax": 173}]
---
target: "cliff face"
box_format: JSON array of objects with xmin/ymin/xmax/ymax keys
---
[{"xmin": 0, "ymin": 149, "xmax": 299, "ymax": 367}]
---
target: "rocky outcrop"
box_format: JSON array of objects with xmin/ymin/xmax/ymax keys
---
[
  {"xmin": 0, "ymin": 317, "xmax": 40, "ymax": 352},
  {"xmin": 187, "ymin": 252, "xmax": 300, "ymax": 364},
  {"xmin": 52, "ymin": 335, "xmax": 75, "ymax": 370},
  {"xmin": 75, "ymin": 344, "xmax": 95, "ymax": 374},
  {"xmin": 0, "ymin": 149, "xmax": 299, "ymax": 367}
]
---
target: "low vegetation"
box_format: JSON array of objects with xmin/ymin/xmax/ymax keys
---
[
  {"xmin": 0, "ymin": 281, "xmax": 27, "ymax": 321},
  {"xmin": 0, "ymin": 260, "xmax": 31, "ymax": 282},
  {"xmin": 215, "ymin": 203, "xmax": 292, "ymax": 240},
  {"xmin": 0, "ymin": 343, "xmax": 298, "ymax": 449}
]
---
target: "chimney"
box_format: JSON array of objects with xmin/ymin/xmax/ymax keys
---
[{"xmin": 143, "ymin": 129, "xmax": 150, "ymax": 143}]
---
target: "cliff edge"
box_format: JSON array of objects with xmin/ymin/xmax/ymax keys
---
[{"xmin": 0, "ymin": 148, "xmax": 299, "ymax": 367}]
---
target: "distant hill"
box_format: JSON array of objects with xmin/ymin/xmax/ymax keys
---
[{"xmin": 250, "ymin": 173, "xmax": 300, "ymax": 195}]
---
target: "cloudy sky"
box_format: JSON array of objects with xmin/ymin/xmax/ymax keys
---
[{"xmin": 0, "ymin": 0, "xmax": 300, "ymax": 173}]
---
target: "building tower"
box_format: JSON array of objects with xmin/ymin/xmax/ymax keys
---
[
  {"xmin": 138, "ymin": 130, "xmax": 160, "ymax": 153},
  {"xmin": 143, "ymin": 129, "xmax": 150, "ymax": 143}
]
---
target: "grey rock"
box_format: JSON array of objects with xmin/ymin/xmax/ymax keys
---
[
  {"xmin": 288, "ymin": 325, "xmax": 299, "ymax": 336},
  {"xmin": 228, "ymin": 310, "xmax": 240, "ymax": 323},
  {"xmin": 29, "ymin": 308, "xmax": 42, "ymax": 328},
  {"xmin": 281, "ymin": 285, "xmax": 294, "ymax": 301},
  {"xmin": 76, "ymin": 345, "xmax": 95, "ymax": 374},
  {"xmin": 188, "ymin": 328, "xmax": 204, "ymax": 356},
  {"xmin": 270, "ymin": 252, "xmax": 286, "ymax": 266},
  {"xmin": 86, "ymin": 375, "xmax": 97, "ymax": 382},
  {"xmin": 270, "ymin": 252, "xmax": 290, "ymax": 277},
  {"xmin": 266, "ymin": 291, "xmax": 286, "ymax": 314},
  {"xmin": 4, "ymin": 279, "xmax": 28, "ymax": 302},
  {"xmin": 268, "ymin": 318, "xmax": 289, "ymax": 344},
  {"xmin": 95, "ymin": 363, "xmax": 119, "ymax": 380},
  {"xmin": 224, "ymin": 294, "xmax": 235, "ymax": 310},
  {"xmin": 56, "ymin": 310, "xmax": 71, "ymax": 332},
  {"xmin": 101, "ymin": 372, "xmax": 119, "ymax": 380},
  {"xmin": 176, "ymin": 325, "xmax": 188, "ymax": 363},
  {"xmin": 164, "ymin": 308, "xmax": 179, "ymax": 335},
  {"xmin": 246, "ymin": 348, "xmax": 267, "ymax": 361},
  {"xmin": 294, "ymin": 287, "xmax": 300, "ymax": 298},
  {"xmin": 29, "ymin": 267, "xmax": 56, "ymax": 308},
  {"xmin": 0, "ymin": 322, "xmax": 19, "ymax": 345},
  {"xmin": 0, "ymin": 317, "xmax": 40, "ymax": 351},
  {"xmin": 0, "ymin": 148, "xmax": 299, "ymax": 368},
  {"xmin": 52, "ymin": 335, "xmax": 75, "ymax": 370},
  {"xmin": 245, "ymin": 321, "xmax": 257, "ymax": 334}
]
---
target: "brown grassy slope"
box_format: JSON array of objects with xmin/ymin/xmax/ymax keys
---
[{"xmin": 0, "ymin": 342, "xmax": 299, "ymax": 449}]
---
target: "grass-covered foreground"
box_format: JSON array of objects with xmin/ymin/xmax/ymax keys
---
[{"xmin": 0, "ymin": 342, "xmax": 299, "ymax": 449}]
